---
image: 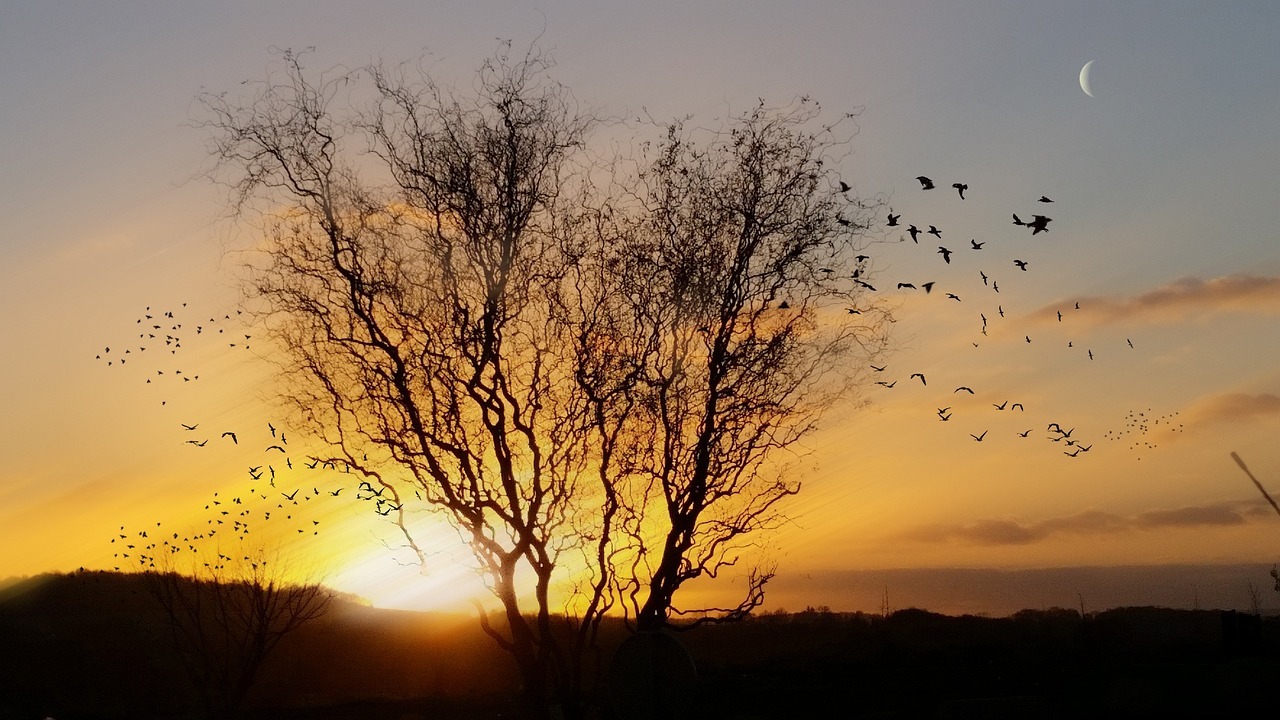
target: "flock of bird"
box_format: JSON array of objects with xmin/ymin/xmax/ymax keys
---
[
  {"xmin": 110, "ymin": 417, "xmax": 413, "ymax": 572},
  {"xmin": 836, "ymin": 174, "xmax": 1157, "ymax": 457},
  {"xmin": 93, "ymin": 304, "xmax": 253, "ymax": 406},
  {"xmin": 1103, "ymin": 408, "xmax": 1186, "ymax": 459}
]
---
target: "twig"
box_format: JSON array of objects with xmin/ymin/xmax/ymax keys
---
[{"xmin": 1231, "ymin": 451, "xmax": 1280, "ymax": 518}]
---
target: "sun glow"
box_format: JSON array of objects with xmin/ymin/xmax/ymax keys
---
[{"xmin": 328, "ymin": 524, "xmax": 492, "ymax": 613}]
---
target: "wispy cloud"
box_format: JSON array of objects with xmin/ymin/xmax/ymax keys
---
[
  {"xmin": 903, "ymin": 502, "xmax": 1254, "ymax": 546},
  {"xmin": 1182, "ymin": 392, "xmax": 1280, "ymax": 429},
  {"xmin": 1030, "ymin": 274, "xmax": 1280, "ymax": 327}
]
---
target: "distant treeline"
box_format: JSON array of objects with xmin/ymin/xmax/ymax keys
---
[{"xmin": 3, "ymin": 571, "xmax": 1279, "ymax": 719}]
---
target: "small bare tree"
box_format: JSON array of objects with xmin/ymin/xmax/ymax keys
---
[
  {"xmin": 141, "ymin": 550, "xmax": 331, "ymax": 719},
  {"xmin": 200, "ymin": 45, "xmax": 887, "ymax": 715}
]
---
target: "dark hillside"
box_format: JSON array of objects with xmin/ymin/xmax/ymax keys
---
[{"xmin": 3, "ymin": 573, "xmax": 1280, "ymax": 719}]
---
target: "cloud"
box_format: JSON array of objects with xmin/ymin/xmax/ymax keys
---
[
  {"xmin": 1031, "ymin": 274, "xmax": 1280, "ymax": 327},
  {"xmin": 903, "ymin": 502, "xmax": 1252, "ymax": 547},
  {"xmin": 1182, "ymin": 392, "xmax": 1280, "ymax": 429}
]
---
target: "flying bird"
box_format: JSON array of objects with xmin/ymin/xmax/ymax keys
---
[
  {"xmin": 181, "ymin": 423, "xmax": 198, "ymax": 431},
  {"xmin": 970, "ymin": 239, "xmax": 984, "ymax": 250},
  {"xmin": 952, "ymin": 182, "xmax": 968, "ymax": 199},
  {"xmin": 971, "ymin": 430, "xmax": 988, "ymax": 442},
  {"xmin": 910, "ymin": 373, "xmax": 926, "ymax": 386},
  {"xmin": 886, "ymin": 212, "xmax": 900, "ymax": 226},
  {"xmin": 1011, "ymin": 403, "xmax": 1024, "ymax": 411},
  {"xmin": 876, "ymin": 380, "xmax": 897, "ymax": 388},
  {"xmin": 937, "ymin": 246, "xmax": 952, "ymax": 264},
  {"xmin": 993, "ymin": 400, "xmax": 1008, "ymax": 410},
  {"xmin": 897, "ymin": 282, "xmax": 917, "ymax": 290},
  {"xmin": 1012, "ymin": 213, "xmax": 1025, "ymax": 226},
  {"xmin": 1027, "ymin": 215, "xmax": 1052, "ymax": 234},
  {"xmin": 979, "ymin": 271, "xmax": 988, "ymax": 285},
  {"xmin": 1038, "ymin": 196, "xmax": 1053, "ymax": 203},
  {"xmin": 870, "ymin": 365, "xmax": 887, "ymax": 372},
  {"xmin": 1018, "ymin": 429, "xmax": 1033, "ymax": 437},
  {"xmin": 917, "ymin": 176, "xmax": 934, "ymax": 190},
  {"xmin": 955, "ymin": 386, "xmax": 975, "ymax": 394},
  {"xmin": 927, "ymin": 225, "xmax": 942, "ymax": 238},
  {"xmin": 907, "ymin": 225, "xmax": 921, "ymax": 243},
  {"xmin": 266, "ymin": 445, "xmax": 286, "ymax": 453},
  {"xmin": 1127, "ymin": 338, "xmax": 1134, "ymax": 348},
  {"xmin": 921, "ymin": 282, "xmax": 935, "ymax": 294},
  {"xmin": 839, "ymin": 180, "xmax": 851, "ymax": 193},
  {"xmin": 222, "ymin": 432, "xmax": 237, "ymax": 444},
  {"xmin": 1013, "ymin": 259, "xmax": 1028, "ymax": 271},
  {"xmin": 946, "ymin": 293, "xmax": 961, "ymax": 301}
]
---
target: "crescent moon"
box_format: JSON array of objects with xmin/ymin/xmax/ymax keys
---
[{"xmin": 1079, "ymin": 60, "xmax": 1095, "ymax": 98}]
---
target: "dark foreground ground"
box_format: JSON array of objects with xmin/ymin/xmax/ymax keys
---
[{"xmin": 2, "ymin": 572, "xmax": 1278, "ymax": 719}]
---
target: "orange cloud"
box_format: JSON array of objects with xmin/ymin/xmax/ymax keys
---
[
  {"xmin": 903, "ymin": 502, "xmax": 1253, "ymax": 546},
  {"xmin": 1031, "ymin": 274, "xmax": 1280, "ymax": 327},
  {"xmin": 1182, "ymin": 392, "xmax": 1280, "ymax": 429}
]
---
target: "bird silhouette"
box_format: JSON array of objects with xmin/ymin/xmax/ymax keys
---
[
  {"xmin": 839, "ymin": 181, "xmax": 851, "ymax": 193},
  {"xmin": 1013, "ymin": 259, "xmax": 1028, "ymax": 271},
  {"xmin": 917, "ymin": 176, "xmax": 935, "ymax": 190},
  {"xmin": 876, "ymin": 380, "xmax": 897, "ymax": 388},
  {"xmin": 181, "ymin": 423, "xmax": 198, "ymax": 431},
  {"xmin": 921, "ymin": 281, "xmax": 936, "ymax": 293},
  {"xmin": 993, "ymin": 401, "xmax": 1008, "ymax": 410},
  {"xmin": 266, "ymin": 445, "xmax": 286, "ymax": 453},
  {"xmin": 886, "ymin": 212, "xmax": 900, "ymax": 226},
  {"xmin": 952, "ymin": 182, "xmax": 968, "ymax": 199},
  {"xmin": 910, "ymin": 373, "xmax": 926, "ymax": 386},
  {"xmin": 1088, "ymin": 350, "xmax": 1094, "ymax": 360},
  {"xmin": 927, "ymin": 225, "xmax": 942, "ymax": 238},
  {"xmin": 907, "ymin": 225, "xmax": 921, "ymax": 243},
  {"xmin": 937, "ymin": 246, "xmax": 952, "ymax": 264},
  {"xmin": 955, "ymin": 386, "xmax": 975, "ymax": 394},
  {"xmin": 946, "ymin": 292, "xmax": 961, "ymax": 301},
  {"xmin": 971, "ymin": 430, "xmax": 988, "ymax": 442},
  {"xmin": 1038, "ymin": 195, "xmax": 1053, "ymax": 203},
  {"xmin": 970, "ymin": 239, "xmax": 984, "ymax": 250},
  {"xmin": 1012, "ymin": 213, "xmax": 1025, "ymax": 226},
  {"xmin": 1027, "ymin": 215, "xmax": 1052, "ymax": 234},
  {"xmin": 897, "ymin": 282, "xmax": 917, "ymax": 290},
  {"xmin": 222, "ymin": 432, "xmax": 237, "ymax": 444},
  {"xmin": 1011, "ymin": 403, "xmax": 1024, "ymax": 411},
  {"xmin": 1018, "ymin": 429, "xmax": 1033, "ymax": 437},
  {"xmin": 1127, "ymin": 338, "xmax": 1134, "ymax": 348},
  {"xmin": 282, "ymin": 489, "xmax": 298, "ymax": 501},
  {"xmin": 871, "ymin": 365, "xmax": 887, "ymax": 372},
  {"xmin": 980, "ymin": 271, "xmax": 988, "ymax": 285}
]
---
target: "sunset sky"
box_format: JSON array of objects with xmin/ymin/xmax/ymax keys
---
[{"xmin": 3, "ymin": 1, "xmax": 1280, "ymax": 615}]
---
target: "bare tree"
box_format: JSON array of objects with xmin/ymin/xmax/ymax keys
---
[
  {"xmin": 142, "ymin": 550, "xmax": 331, "ymax": 719},
  {"xmin": 612, "ymin": 102, "xmax": 887, "ymax": 631},
  {"xmin": 200, "ymin": 45, "xmax": 887, "ymax": 715}
]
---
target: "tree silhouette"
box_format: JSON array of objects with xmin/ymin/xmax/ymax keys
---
[
  {"xmin": 200, "ymin": 44, "xmax": 888, "ymax": 715},
  {"xmin": 140, "ymin": 550, "xmax": 331, "ymax": 719}
]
